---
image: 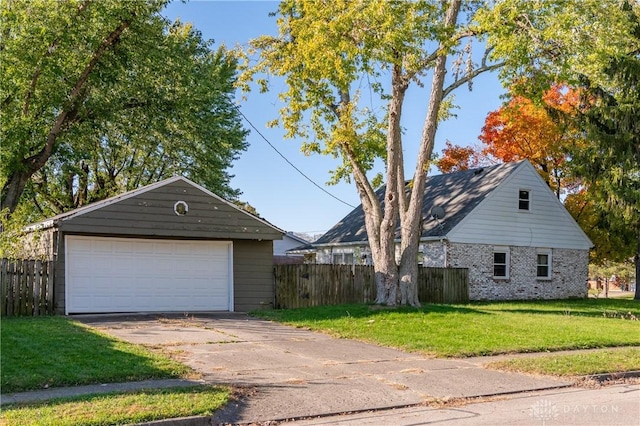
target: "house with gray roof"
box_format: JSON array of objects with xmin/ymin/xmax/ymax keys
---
[{"xmin": 307, "ymin": 160, "xmax": 592, "ymax": 300}]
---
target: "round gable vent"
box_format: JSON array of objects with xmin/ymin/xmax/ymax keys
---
[{"xmin": 174, "ymin": 200, "xmax": 189, "ymax": 216}]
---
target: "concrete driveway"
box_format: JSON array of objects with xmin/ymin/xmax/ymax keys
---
[{"xmin": 77, "ymin": 313, "xmax": 571, "ymax": 424}]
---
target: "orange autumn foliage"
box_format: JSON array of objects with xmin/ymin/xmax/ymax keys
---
[
  {"xmin": 437, "ymin": 84, "xmax": 584, "ymax": 198},
  {"xmin": 436, "ymin": 140, "xmax": 479, "ymax": 173},
  {"xmin": 479, "ymin": 84, "xmax": 585, "ymax": 197}
]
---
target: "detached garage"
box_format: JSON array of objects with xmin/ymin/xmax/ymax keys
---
[{"xmin": 26, "ymin": 177, "xmax": 283, "ymax": 315}]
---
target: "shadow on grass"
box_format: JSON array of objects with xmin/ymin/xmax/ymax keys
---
[
  {"xmin": 471, "ymin": 298, "xmax": 640, "ymax": 319},
  {"xmin": 256, "ymin": 299, "xmax": 640, "ymax": 322},
  {"xmin": 253, "ymin": 303, "xmax": 490, "ymax": 322},
  {"xmin": 1, "ymin": 317, "xmax": 187, "ymax": 393}
]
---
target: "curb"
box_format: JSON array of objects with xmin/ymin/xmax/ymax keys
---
[
  {"xmin": 135, "ymin": 416, "xmax": 214, "ymax": 426},
  {"xmin": 137, "ymin": 383, "xmax": 575, "ymax": 426},
  {"xmin": 581, "ymin": 370, "xmax": 640, "ymax": 382}
]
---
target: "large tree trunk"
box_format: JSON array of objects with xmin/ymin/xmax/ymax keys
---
[
  {"xmin": 397, "ymin": 0, "xmax": 462, "ymax": 307},
  {"xmin": 1, "ymin": 171, "xmax": 32, "ymax": 215},
  {"xmin": 372, "ymin": 62, "xmax": 407, "ymax": 306},
  {"xmin": 371, "ymin": 234, "xmax": 400, "ymax": 305},
  {"xmin": 354, "ymin": 175, "xmax": 399, "ymax": 306},
  {"xmin": 339, "ymin": 130, "xmax": 400, "ymax": 306}
]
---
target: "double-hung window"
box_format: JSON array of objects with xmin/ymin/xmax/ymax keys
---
[
  {"xmin": 518, "ymin": 190, "xmax": 530, "ymax": 211},
  {"xmin": 537, "ymin": 249, "xmax": 552, "ymax": 279},
  {"xmin": 493, "ymin": 247, "xmax": 510, "ymax": 279},
  {"xmin": 332, "ymin": 252, "xmax": 354, "ymax": 265}
]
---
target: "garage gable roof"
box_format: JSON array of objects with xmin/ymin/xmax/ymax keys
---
[{"xmin": 28, "ymin": 177, "xmax": 284, "ymax": 240}]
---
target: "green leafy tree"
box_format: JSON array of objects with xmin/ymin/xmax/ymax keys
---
[
  {"xmin": 478, "ymin": 0, "xmax": 639, "ymax": 95},
  {"xmin": 241, "ymin": 0, "xmax": 507, "ymax": 306},
  {"xmin": 242, "ymin": 0, "xmax": 636, "ymax": 306},
  {"xmin": 1, "ymin": 0, "xmax": 247, "ymax": 220},
  {"xmin": 564, "ymin": 190, "xmax": 636, "ymax": 266},
  {"xmin": 570, "ymin": 4, "xmax": 640, "ymax": 298}
]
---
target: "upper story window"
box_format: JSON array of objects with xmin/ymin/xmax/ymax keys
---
[
  {"xmin": 493, "ymin": 247, "xmax": 510, "ymax": 279},
  {"xmin": 537, "ymin": 249, "xmax": 552, "ymax": 279},
  {"xmin": 518, "ymin": 190, "xmax": 530, "ymax": 211}
]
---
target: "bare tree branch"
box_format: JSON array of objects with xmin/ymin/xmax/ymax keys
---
[{"xmin": 442, "ymin": 53, "xmax": 505, "ymax": 99}]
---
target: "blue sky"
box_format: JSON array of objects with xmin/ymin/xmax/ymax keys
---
[{"xmin": 162, "ymin": 1, "xmax": 507, "ymax": 236}]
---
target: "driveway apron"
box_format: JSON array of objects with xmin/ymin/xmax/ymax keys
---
[{"xmin": 77, "ymin": 313, "xmax": 571, "ymax": 424}]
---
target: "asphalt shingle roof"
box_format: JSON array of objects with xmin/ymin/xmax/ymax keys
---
[{"xmin": 314, "ymin": 161, "xmax": 522, "ymax": 245}]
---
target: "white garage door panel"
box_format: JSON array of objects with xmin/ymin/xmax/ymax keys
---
[{"xmin": 66, "ymin": 236, "xmax": 232, "ymax": 313}]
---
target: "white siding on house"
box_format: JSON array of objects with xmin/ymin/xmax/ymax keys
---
[
  {"xmin": 274, "ymin": 234, "xmax": 307, "ymax": 256},
  {"xmin": 447, "ymin": 162, "xmax": 592, "ymax": 250},
  {"xmin": 316, "ymin": 245, "xmax": 369, "ymax": 264}
]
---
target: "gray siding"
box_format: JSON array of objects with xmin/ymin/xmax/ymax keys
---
[
  {"xmin": 233, "ymin": 240, "xmax": 274, "ymax": 312},
  {"xmin": 54, "ymin": 231, "xmax": 65, "ymax": 314},
  {"xmin": 448, "ymin": 163, "xmax": 592, "ymax": 250},
  {"xmin": 25, "ymin": 178, "xmax": 282, "ymax": 315},
  {"xmin": 55, "ymin": 235, "xmax": 275, "ymax": 314},
  {"xmin": 58, "ymin": 180, "xmax": 282, "ymax": 240}
]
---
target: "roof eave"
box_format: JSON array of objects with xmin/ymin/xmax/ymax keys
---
[
  {"xmin": 312, "ymin": 234, "xmax": 449, "ymax": 248},
  {"xmin": 23, "ymin": 219, "xmax": 56, "ymax": 233}
]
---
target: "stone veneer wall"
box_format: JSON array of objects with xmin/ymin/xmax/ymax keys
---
[
  {"xmin": 419, "ymin": 242, "xmax": 447, "ymax": 267},
  {"xmin": 316, "ymin": 241, "xmax": 588, "ymax": 300},
  {"xmin": 447, "ymin": 243, "xmax": 589, "ymax": 300}
]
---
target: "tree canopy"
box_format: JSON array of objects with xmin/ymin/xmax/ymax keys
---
[
  {"xmin": 243, "ymin": 0, "xmax": 639, "ymax": 306},
  {"xmin": 437, "ymin": 84, "xmax": 584, "ymax": 198},
  {"xmin": 1, "ymin": 0, "xmax": 247, "ymax": 221},
  {"xmin": 242, "ymin": 0, "xmax": 507, "ymax": 306},
  {"xmin": 570, "ymin": 2, "xmax": 640, "ymax": 296}
]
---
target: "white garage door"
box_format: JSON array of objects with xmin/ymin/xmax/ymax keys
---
[{"xmin": 65, "ymin": 236, "xmax": 233, "ymax": 314}]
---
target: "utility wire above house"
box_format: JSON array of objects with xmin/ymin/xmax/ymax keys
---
[{"xmin": 234, "ymin": 105, "xmax": 357, "ymax": 209}]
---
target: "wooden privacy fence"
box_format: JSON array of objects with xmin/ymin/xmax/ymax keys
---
[
  {"xmin": 1, "ymin": 258, "xmax": 54, "ymax": 316},
  {"xmin": 274, "ymin": 264, "xmax": 468, "ymax": 309}
]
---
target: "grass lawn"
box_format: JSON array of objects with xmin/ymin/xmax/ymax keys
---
[
  {"xmin": 487, "ymin": 348, "xmax": 640, "ymax": 376},
  {"xmin": 253, "ymin": 298, "xmax": 640, "ymax": 358},
  {"xmin": 1, "ymin": 316, "xmax": 191, "ymax": 393},
  {"xmin": 0, "ymin": 385, "xmax": 229, "ymax": 426}
]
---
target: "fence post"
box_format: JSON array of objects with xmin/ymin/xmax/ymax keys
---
[
  {"xmin": 14, "ymin": 259, "xmax": 20, "ymax": 315},
  {"xmin": 33, "ymin": 260, "xmax": 42, "ymax": 315},
  {"xmin": 6, "ymin": 259, "xmax": 14, "ymax": 316},
  {"xmin": 27, "ymin": 260, "xmax": 35, "ymax": 315},
  {"xmin": 46, "ymin": 260, "xmax": 54, "ymax": 314},
  {"xmin": 1, "ymin": 258, "xmax": 7, "ymax": 316}
]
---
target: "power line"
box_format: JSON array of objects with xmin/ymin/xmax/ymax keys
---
[{"xmin": 234, "ymin": 105, "xmax": 357, "ymax": 209}]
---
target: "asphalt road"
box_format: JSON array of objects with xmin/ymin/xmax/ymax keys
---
[{"xmin": 291, "ymin": 383, "xmax": 640, "ymax": 426}]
